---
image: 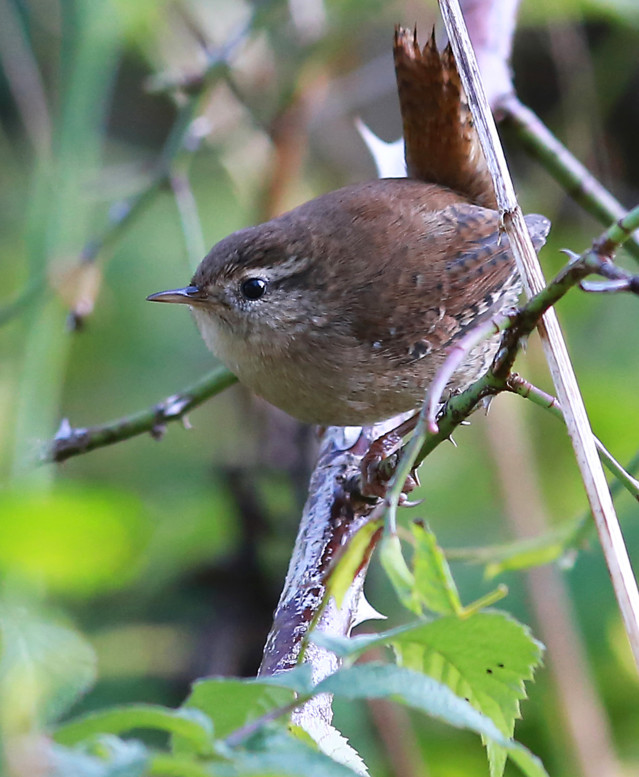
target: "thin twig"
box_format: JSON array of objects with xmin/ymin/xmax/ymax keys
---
[
  {"xmin": 145, "ymin": 7, "xmax": 256, "ymax": 95},
  {"xmin": 440, "ymin": 0, "xmax": 639, "ymax": 670},
  {"xmin": 0, "ymin": 93, "xmax": 196, "ymax": 330},
  {"xmin": 41, "ymin": 366, "xmax": 237, "ymax": 464},
  {"xmin": 448, "ymin": 447, "xmax": 639, "ymax": 573},
  {"xmin": 79, "ymin": 98, "xmax": 203, "ymax": 269},
  {"xmin": 506, "ymin": 375, "xmax": 639, "ymax": 501}
]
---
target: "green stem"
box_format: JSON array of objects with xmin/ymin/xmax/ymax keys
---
[
  {"xmin": 589, "ymin": 202, "xmax": 639, "ymax": 259},
  {"xmin": 385, "ymin": 414, "xmax": 429, "ymax": 535},
  {"xmin": 41, "ymin": 365, "xmax": 237, "ymax": 463},
  {"xmin": 460, "ymin": 584, "xmax": 508, "ymax": 617},
  {"xmin": 565, "ymin": 450, "xmax": 639, "ymax": 554},
  {"xmin": 295, "ymin": 591, "xmax": 330, "ymax": 667}
]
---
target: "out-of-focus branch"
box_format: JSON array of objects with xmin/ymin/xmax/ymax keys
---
[
  {"xmin": 0, "ymin": 94, "xmax": 196, "ymax": 331},
  {"xmin": 440, "ymin": 0, "xmax": 639, "ymax": 671},
  {"xmin": 64, "ymin": 94, "xmax": 204, "ymax": 329},
  {"xmin": 41, "ymin": 366, "xmax": 237, "ymax": 464},
  {"xmin": 499, "ymin": 96, "xmax": 639, "ymax": 263},
  {"xmin": 144, "ymin": 11, "xmax": 250, "ymax": 96},
  {"xmin": 81, "ymin": 10, "xmax": 257, "ymax": 265},
  {"xmin": 0, "ymin": 277, "xmax": 46, "ymax": 328}
]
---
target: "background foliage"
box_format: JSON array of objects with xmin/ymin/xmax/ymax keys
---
[{"xmin": 0, "ymin": 0, "xmax": 638, "ymax": 775}]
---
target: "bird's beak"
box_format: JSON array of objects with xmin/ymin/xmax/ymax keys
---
[{"xmin": 146, "ymin": 285, "xmax": 208, "ymax": 306}]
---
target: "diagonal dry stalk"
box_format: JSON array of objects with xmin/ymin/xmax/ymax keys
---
[{"xmin": 439, "ymin": 0, "xmax": 639, "ymax": 669}]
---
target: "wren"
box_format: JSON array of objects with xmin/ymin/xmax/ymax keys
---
[
  {"xmin": 148, "ymin": 179, "xmax": 549, "ymax": 425},
  {"xmin": 147, "ymin": 29, "xmax": 550, "ymax": 428}
]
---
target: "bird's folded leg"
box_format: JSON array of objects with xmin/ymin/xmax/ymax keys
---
[{"xmin": 359, "ymin": 413, "xmax": 420, "ymax": 499}]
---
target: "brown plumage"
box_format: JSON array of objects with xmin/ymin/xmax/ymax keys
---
[{"xmin": 394, "ymin": 27, "xmax": 496, "ymax": 209}]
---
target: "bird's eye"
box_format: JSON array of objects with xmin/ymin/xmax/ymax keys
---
[{"xmin": 240, "ymin": 277, "xmax": 267, "ymax": 300}]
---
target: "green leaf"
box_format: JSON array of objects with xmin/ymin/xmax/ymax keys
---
[
  {"xmin": 411, "ymin": 523, "xmax": 462, "ymax": 615},
  {"xmin": 311, "ymin": 622, "xmax": 420, "ymax": 659},
  {"xmin": 318, "ymin": 662, "xmax": 507, "ymax": 739},
  {"xmin": 390, "ymin": 612, "xmax": 544, "ymax": 777},
  {"xmin": 255, "ymin": 664, "xmax": 314, "ymax": 695},
  {"xmin": 0, "ymin": 485, "xmax": 149, "ymax": 597},
  {"xmin": 49, "ymin": 737, "xmax": 148, "ymax": 777},
  {"xmin": 312, "ymin": 611, "xmax": 543, "ymax": 776},
  {"xmin": 184, "ymin": 677, "xmax": 296, "ymax": 741},
  {"xmin": 379, "ymin": 534, "xmax": 420, "ymax": 614},
  {"xmin": 220, "ymin": 728, "xmax": 364, "ymax": 777},
  {"xmin": 311, "ymin": 629, "xmax": 393, "ymax": 659},
  {"xmin": 317, "ymin": 663, "xmax": 547, "ymax": 777},
  {"xmin": 379, "ymin": 526, "xmax": 504, "ymax": 619},
  {"xmin": 55, "ymin": 705, "xmax": 214, "ymax": 755},
  {"xmin": 326, "ymin": 520, "xmax": 381, "ymax": 608},
  {"xmin": 0, "ymin": 604, "xmax": 96, "ymax": 728}
]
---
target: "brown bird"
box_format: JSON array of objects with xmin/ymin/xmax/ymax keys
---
[{"xmin": 148, "ymin": 30, "xmax": 549, "ymax": 429}]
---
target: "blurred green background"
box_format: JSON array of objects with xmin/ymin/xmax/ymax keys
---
[{"xmin": 0, "ymin": 0, "xmax": 638, "ymax": 775}]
